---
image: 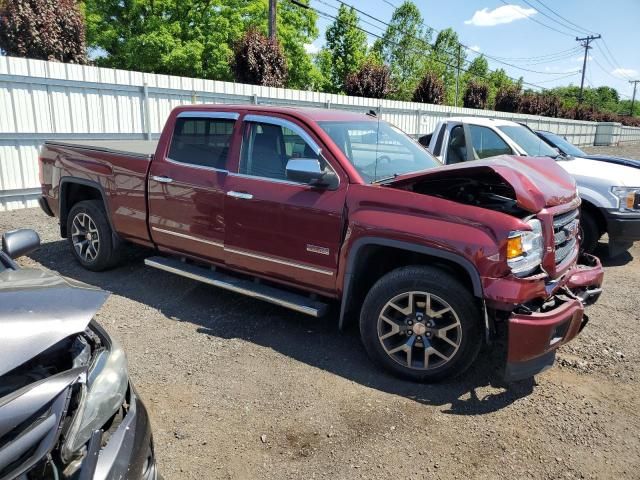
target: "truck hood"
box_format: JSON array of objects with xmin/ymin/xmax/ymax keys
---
[
  {"xmin": 560, "ymin": 156, "xmax": 640, "ymax": 186},
  {"xmin": 0, "ymin": 268, "xmax": 108, "ymax": 376},
  {"xmin": 386, "ymin": 155, "xmax": 577, "ymax": 212},
  {"xmin": 580, "ymin": 154, "xmax": 640, "ymax": 170}
]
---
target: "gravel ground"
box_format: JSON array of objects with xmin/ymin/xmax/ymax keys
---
[
  {"xmin": 583, "ymin": 142, "xmax": 640, "ymax": 158},
  {"xmin": 2, "ymin": 148, "xmax": 640, "ymax": 479}
]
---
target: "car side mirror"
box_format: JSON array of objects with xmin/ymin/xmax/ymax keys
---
[
  {"xmin": 1, "ymin": 229, "xmax": 41, "ymax": 259},
  {"xmin": 286, "ymin": 158, "xmax": 338, "ymax": 189}
]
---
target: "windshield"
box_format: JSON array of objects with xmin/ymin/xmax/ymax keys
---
[
  {"xmin": 318, "ymin": 120, "xmax": 441, "ymax": 182},
  {"xmin": 538, "ymin": 131, "xmax": 586, "ymax": 157},
  {"xmin": 498, "ymin": 125, "xmax": 559, "ymax": 158}
]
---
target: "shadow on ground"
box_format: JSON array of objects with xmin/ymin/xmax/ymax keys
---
[{"xmin": 30, "ymin": 239, "xmax": 535, "ymax": 416}]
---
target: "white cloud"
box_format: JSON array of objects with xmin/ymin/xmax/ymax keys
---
[
  {"xmin": 469, "ymin": 45, "xmax": 481, "ymax": 53},
  {"xmin": 464, "ymin": 5, "xmax": 537, "ymax": 27},
  {"xmin": 611, "ymin": 67, "xmax": 638, "ymax": 78},
  {"xmin": 304, "ymin": 43, "xmax": 320, "ymax": 54}
]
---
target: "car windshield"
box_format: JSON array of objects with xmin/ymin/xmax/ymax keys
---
[
  {"xmin": 538, "ymin": 131, "xmax": 586, "ymax": 157},
  {"xmin": 318, "ymin": 120, "xmax": 441, "ymax": 183},
  {"xmin": 498, "ymin": 125, "xmax": 559, "ymax": 158}
]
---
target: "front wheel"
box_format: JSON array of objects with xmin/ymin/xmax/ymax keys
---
[
  {"xmin": 580, "ymin": 209, "xmax": 600, "ymax": 254},
  {"xmin": 359, "ymin": 266, "xmax": 482, "ymax": 382}
]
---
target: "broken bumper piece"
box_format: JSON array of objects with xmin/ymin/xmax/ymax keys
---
[{"xmin": 504, "ymin": 254, "xmax": 603, "ymax": 382}]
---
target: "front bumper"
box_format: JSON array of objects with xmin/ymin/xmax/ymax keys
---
[
  {"xmin": 503, "ymin": 254, "xmax": 604, "ymax": 382},
  {"xmin": 83, "ymin": 384, "xmax": 157, "ymax": 480},
  {"xmin": 602, "ymin": 209, "xmax": 640, "ymax": 256}
]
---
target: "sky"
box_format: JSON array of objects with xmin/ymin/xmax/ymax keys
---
[{"xmin": 306, "ymin": 0, "xmax": 640, "ymax": 99}]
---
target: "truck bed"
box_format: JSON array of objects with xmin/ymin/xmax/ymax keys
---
[{"xmin": 44, "ymin": 140, "xmax": 158, "ymax": 159}]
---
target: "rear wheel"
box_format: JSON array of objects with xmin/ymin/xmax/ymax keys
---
[
  {"xmin": 67, "ymin": 200, "xmax": 121, "ymax": 271},
  {"xmin": 359, "ymin": 266, "xmax": 482, "ymax": 382},
  {"xmin": 580, "ymin": 209, "xmax": 600, "ymax": 254}
]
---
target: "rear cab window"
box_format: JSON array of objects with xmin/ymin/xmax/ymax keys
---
[{"xmin": 167, "ymin": 113, "xmax": 238, "ymax": 169}]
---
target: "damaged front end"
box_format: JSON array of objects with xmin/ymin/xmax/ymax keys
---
[
  {"xmin": 384, "ymin": 156, "xmax": 604, "ymax": 382},
  {"xmin": 0, "ymin": 269, "xmax": 156, "ymax": 480}
]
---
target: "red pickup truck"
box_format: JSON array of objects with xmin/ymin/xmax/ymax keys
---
[{"xmin": 39, "ymin": 105, "xmax": 604, "ymax": 382}]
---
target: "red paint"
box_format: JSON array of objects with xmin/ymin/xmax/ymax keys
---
[{"xmin": 39, "ymin": 104, "xmax": 604, "ymax": 370}]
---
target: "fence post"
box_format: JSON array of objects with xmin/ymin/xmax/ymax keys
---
[
  {"xmin": 251, "ymin": 94, "xmax": 258, "ymax": 105},
  {"xmin": 325, "ymin": 100, "xmax": 331, "ymax": 109},
  {"xmin": 415, "ymin": 109, "xmax": 422, "ymax": 136},
  {"xmin": 142, "ymin": 83, "xmax": 152, "ymax": 141}
]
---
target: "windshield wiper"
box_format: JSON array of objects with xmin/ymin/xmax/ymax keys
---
[{"xmin": 371, "ymin": 173, "xmax": 399, "ymax": 184}]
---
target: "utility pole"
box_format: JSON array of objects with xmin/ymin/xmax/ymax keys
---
[
  {"xmin": 455, "ymin": 44, "xmax": 461, "ymax": 108},
  {"xmin": 268, "ymin": 0, "xmax": 277, "ymax": 40},
  {"xmin": 629, "ymin": 80, "xmax": 640, "ymax": 117},
  {"xmin": 576, "ymin": 34, "xmax": 601, "ymax": 103}
]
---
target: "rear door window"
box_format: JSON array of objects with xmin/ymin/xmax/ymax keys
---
[
  {"xmin": 168, "ymin": 116, "xmax": 236, "ymax": 169},
  {"xmin": 468, "ymin": 125, "xmax": 513, "ymax": 159}
]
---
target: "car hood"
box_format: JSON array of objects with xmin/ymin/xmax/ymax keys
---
[
  {"xmin": 0, "ymin": 268, "xmax": 109, "ymax": 376},
  {"xmin": 580, "ymin": 154, "xmax": 640, "ymax": 169},
  {"xmin": 385, "ymin": 155, "xmax": 577, "ymax": 212}
]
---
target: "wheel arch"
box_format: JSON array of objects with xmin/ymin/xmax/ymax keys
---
[
  {"xmin": 339, "ymin": 237, "xmax": 484, "ymax": 331},
  {"xmin": 59, "ymin": 178, "xmax": 117, "ymax": 241},
  {"xmin": 580, "ymin": 199, "xmax": 607, "ymax": 235}
]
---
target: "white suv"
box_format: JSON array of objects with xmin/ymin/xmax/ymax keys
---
[{"xmin": 424, "ymin": 117, "xmax": 640, "ymax": 256}]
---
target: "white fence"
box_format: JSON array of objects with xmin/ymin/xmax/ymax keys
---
[{"xmin": 1, "ymin": 55, "xmax": 639, "ymax": 211}]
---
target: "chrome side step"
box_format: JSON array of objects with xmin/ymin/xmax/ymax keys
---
[{"xmin": 144, "ymin": 256, "xmax": 329, "ymax": 317}]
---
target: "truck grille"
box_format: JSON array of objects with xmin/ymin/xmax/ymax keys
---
[{"xmin": 553, "ymin": 209, "xmax": 579, "ymax": 265}]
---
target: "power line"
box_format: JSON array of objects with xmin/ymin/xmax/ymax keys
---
[
  {"xmin": 291, "ymin": 0, "xmax": 553, "ymax": 90},
  {"xmin": 496, "ymin": 0, "xmax": 574, "ymax": 38},
  {"xmin": 530, "ymin": 0, "xmax": 597, "ymax": 36},
  {"xmin": 518, "ymin": 0, "xmax": 589, "ymax": 36}
]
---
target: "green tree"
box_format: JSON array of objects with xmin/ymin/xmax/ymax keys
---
[
  {"xmin": 85, "ymin": 0, "xmax": 319, "ymax": 88},
  {"xmin": 375, "ymin": 1, "xmax": 432, "ymax": 100},
  {"xmin": 427, "ymin": 28, "xmax": 465, "ymax": 105},
  {"xmin": 319, "ymin": 5, "xmax": 367, "ymax": 93}
]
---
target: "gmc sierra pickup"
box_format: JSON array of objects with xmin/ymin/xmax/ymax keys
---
[{"xmin": 39, "ymin": 105, "xmax": 604, "ymax": 382}]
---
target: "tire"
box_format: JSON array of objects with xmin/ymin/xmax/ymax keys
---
[
  {"xmin": 66, "ymin": 200, "xmax": 121, "ymax": 271},
  {"xmin": 359, "ymin": 266, "xmax": 482, "ymax": 382},
  {"xmin": 580, "ymin": 209, "xmax": 600, "ymax": 254}
]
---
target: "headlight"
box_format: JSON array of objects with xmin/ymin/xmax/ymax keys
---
[
  {"xmin": 611, "ymin": 187, "xmax": 640, "ymax": 212},
  {"xmin": 507, "ymin": 219, "xmax": 544, "ymax": 277},
  {"xmin": 62, "ymin": 327, "xmax": 129, "ymax": 458}
]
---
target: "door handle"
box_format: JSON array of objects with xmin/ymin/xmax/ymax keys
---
[
  {"xmin": 227, "ymin": 191, "xmax": 253, "ymax": 200},
  {"xmin": 152, "ymin": 175, "xmax": 173, "ymax": 184}
]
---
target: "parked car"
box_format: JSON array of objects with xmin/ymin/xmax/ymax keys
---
[
  {"xmin": 39, "ymin": 105, "xmax": 604, "ymax": 382},
  {"xmin": 0, "ymin": 229, "xmax": 157, "ymax": 479},
  {"xmin": 535, "ymin": 130, "xmax": 640, "ymax": 169},
  {"xmin": 423, "ymin": 117, "xmax": 640, "ymax": 256}
]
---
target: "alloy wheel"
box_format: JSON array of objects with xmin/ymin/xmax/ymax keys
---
[
  {"xmin": 377, "ymin": 291, "xmax": 462, "ymax": 370},
  {"xmin": 71, "ymin": 212, "xmax": 100, "ymax": 262}
]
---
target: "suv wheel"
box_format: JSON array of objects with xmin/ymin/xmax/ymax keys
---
[
  {"xmin": 580, "ymin": 210, "xmax": 600, "ymax": 254},
  {"xmin": 360, "ymin": 266, "xmax": 482, "ymax": 382},
  {"xmin": 67, "ymin": 200, "xmax": 120, "ymax": 271}
]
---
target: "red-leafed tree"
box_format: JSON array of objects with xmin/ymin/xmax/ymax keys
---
[
  {"xmin": 231, "ymin": 28, "xmax": 288, "ymax": 87},
  {"xmin": 412, "ymin": 72, "xmax": 445, "ymax": 105},
  {"xmin": 463, "ymin": 80, "xmax": 489, "ymax": 109},
  {"xmin": 0, "ymin": 0, "xmax": 87, "ymax": 63},
  {"xmin": 344, "ymin": 61, "xmax": 392, "ymax": 99}
]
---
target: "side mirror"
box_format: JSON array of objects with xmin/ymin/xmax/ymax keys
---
[
  {"xmin": 286, "ymin": 158, "xmax": 338, "ymax": 189},
  {"xmin": 1, "ymin": 229, "xmax": 41, "ymax": 259}
]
